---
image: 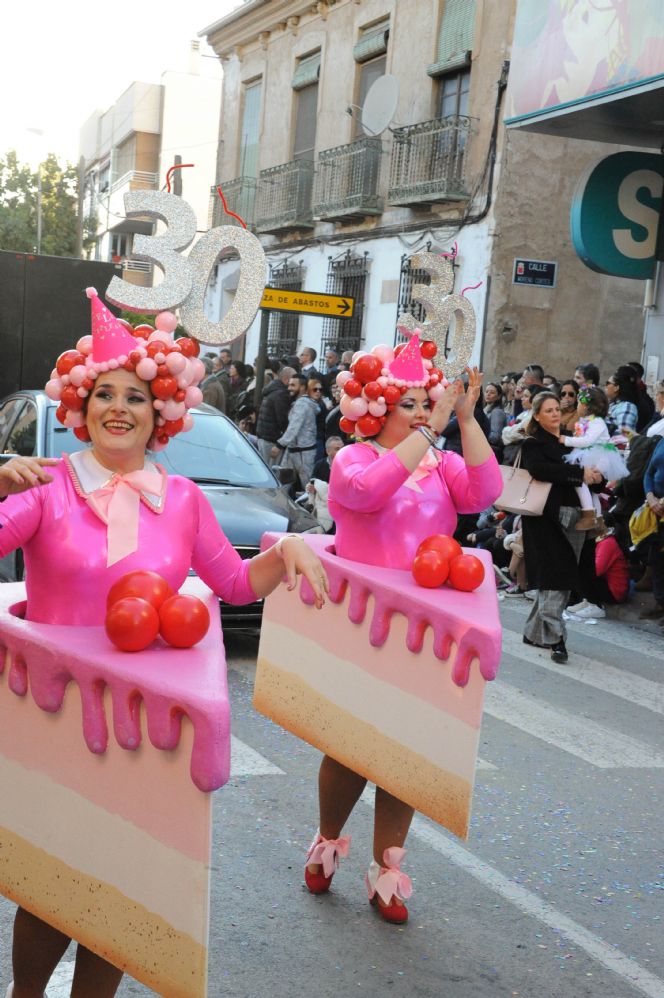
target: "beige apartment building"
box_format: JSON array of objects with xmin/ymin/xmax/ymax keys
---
[{"xmin": 201, "ymin": 0, "xmax": 644, "ymax": 379}]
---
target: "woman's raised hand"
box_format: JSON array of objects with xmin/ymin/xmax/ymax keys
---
[
  {"xmin": 454, "ymin": 367, "xmax": 484, "ymax": 423},
  {"xmin": 280, "ymin": 536, "xmax": 330, "ymax": 609},
  {"xmin": 0, "ymin": 457, "xmax": 60, "ymax": 499}
]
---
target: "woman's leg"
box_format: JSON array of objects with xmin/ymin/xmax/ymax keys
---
[
  {"xmin": 523, "ymin": 589, "xmax": 569, "ymax": 645},
  {"xmin": 373, "ymin": 788, "xmax": 414, "ymax": 864},
  {"xmin": 12, "ymin": 908, "xmax": 70, "ymax": 998},
  {"xmin": 318, "ymin": 755, "xmax": 367, "ymax": 840},
  {"xmin": 70, "ymin": 946, "xmax": 123, "ymax": 998}
]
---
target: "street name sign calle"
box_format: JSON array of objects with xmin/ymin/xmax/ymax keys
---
[
  {"xmin": 512, "ymin": 258, "xmax": 557, "ymax": 288},
  {"xmin": 260, "ymin": 287, "xmax": 355, "ymax": 318}
]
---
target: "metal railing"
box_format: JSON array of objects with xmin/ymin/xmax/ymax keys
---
[
  {"xmin": 312, "ymin": 137, "xmax": 383, "ymax": 221},
  {"xmin": 255, "ymin": 159, "xmax": 314, "ymax": 233},
  {"xmin": 209, "ymin": 177, "xmax": 257, "ymax": 229},
  {"xmin": 389, "ymin": 115, "xmax": 470, "ymax": 206},
  {"xmin": 123, "ymin": 259, "xmax": 152, "ymax": 273},
  {"xmin": 110, "ymin": 170, "xmax": 159, "ymax": 193}
]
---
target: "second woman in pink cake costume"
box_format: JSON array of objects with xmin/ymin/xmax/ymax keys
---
[
  {"xmin": 304, "ymin": 334, "xmax": 502, "ymax": 924},
  {"xmin": 0, "ymin": 292, "xmax": 328, "ymax": 998}
]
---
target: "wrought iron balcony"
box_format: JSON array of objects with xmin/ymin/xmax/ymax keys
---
[
  {"xmin": 312, "ymin": 137, "xmax": 383, "ymax": 221},
  {"xmin": 388, "ymin": 115, "xmax": 470, "ymax": 206},
  {"xmin": 209, "ymin": 177, "xmax": 257, "ymax": 230},
  {"xmin": 255, "ymin": 159, "xmax": 314, "ymax": 233}
]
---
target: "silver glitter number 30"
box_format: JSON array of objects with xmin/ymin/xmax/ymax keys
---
[
  {"xmin": 105, "ymin": 190, "xmax": 266, "ymax": 344},
  {"xmin": 397, "ymin": 252, "xmax": 475, "ymax": 381}
]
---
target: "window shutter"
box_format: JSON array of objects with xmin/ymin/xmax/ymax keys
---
[
  {"xmin": 292, "ymin": 51, "xmax": 321, "ymax": 91},
  {"xmin": 427, "ymin": 0, "xmax": 476, "ymax": 77},
  {"xmin": 353, "ymin": 20, "xmax": 389, "ymax": 63}
]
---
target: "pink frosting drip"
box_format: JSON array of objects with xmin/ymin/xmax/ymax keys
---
[
  {"xmin": 262, "ymin": 535, "xmax": 502, "ymax": 687},
  {"xmin": 0, "ymin": 579, "xmax": 230, "ymax": 792}
]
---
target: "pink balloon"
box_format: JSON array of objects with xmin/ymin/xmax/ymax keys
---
[
  {"xmin": 428, "ymin": 383, "xmax": 446, "ymax": 401},
  {"xmin": 148, "ymin": 330, "xmax": 167, "ymax": 344},
  {"xmin": 351, "ymin": 351, "xmax": 367, "ymax": 364},
  {"xmin": 371, "ymin": 344, "xmax": 395, "ymax": 364},
  {"xmin": 340, "ymin": 395, "xmax": 369, "ymax": 420},
  {"xmin": 162, "ymin": 400, "xmax": 186, "ymax": 421},
  {"xmin": 155, "ymin": 311, "xmax": 178, "ymax": 333},
  {"xmin": 185, "ymin": 386, "xmax": 203, "ymax": 408},
  {"xmin": 182, "ymin": 413, "xmax": 194, "ymax": 432},
  {"xmin": 368, "ymin": 400, "xmax": 387, "ymax": 417},
  {"xmin": 188, "ymin": 358, "xmax": 206, "ymax": 384},
  {"xmin": 153, "ymin": 399, "xmax": 165, "ymax": 410},
  {"xmin": 76, "ymin": 335, "xmax": 93, "ymax": 356},
  {"xmin": 336, "ymin": 371, "xmax": 352, "ymax": 387},
  {"xmin": 165, "ymin": 352, "xmax": 187, "ymax": 375},
  {"xmin": 45, "ymin": 379, "xmax": 63, "ymax": 401},
  {"xmin": 136, "ymin": 357, "xmax": 158, "ymax": 381}
]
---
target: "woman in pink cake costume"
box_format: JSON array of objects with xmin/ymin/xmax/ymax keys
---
[
  {"xmin": 304, "ymin": 334, "xmax": 502, "ymax": 924},
  {"xmin": 0, "ymin": 291, "xmax": 328, "ymax": 998}
]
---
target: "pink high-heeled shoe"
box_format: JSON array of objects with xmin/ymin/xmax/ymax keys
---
[
  {"xmin": 304, "ymin": 831, "xmax": 351, "ymax": 894},
  {"xmin": 366, "ymin": 847, "xmax": 413, "ymax": 924}
]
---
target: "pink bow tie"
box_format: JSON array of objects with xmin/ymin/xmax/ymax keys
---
[
  {"xmin": 86, "ymin": 468, "xmax": 166, "ymax": 567},
  {"xmin": 404, "ymin": 447, "xmax": 440, "ymax": 492}
]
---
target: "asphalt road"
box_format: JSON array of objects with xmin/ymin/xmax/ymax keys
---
[{"xmin": 1, "ymin": 600, "xmax": 663, "ymax": 998}]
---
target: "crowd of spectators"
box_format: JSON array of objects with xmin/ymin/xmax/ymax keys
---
[{"xmin": 202, "ymin": 345, "xmax": 664, "ymax": 632}]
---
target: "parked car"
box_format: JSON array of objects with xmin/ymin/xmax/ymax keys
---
[{"xmin": 0, "ymin": 391, "xmax": 323, "ymax": 629}]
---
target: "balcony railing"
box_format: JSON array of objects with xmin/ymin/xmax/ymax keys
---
[
  {"xmin": 388, "ymin": 115, "xmax": 470, "ymax": 206},
  {"xmin": 210, "ymin": 177, "xmax": 257, "ymax": 230},
  {"xmin": 255, "ymin": 159, "xmax": 314, "ymax": 233},
  {"xmin": 110, "ymin": 170, "xmax": 159, "ymax": 193},
  {"xmin": 312, "ymin": 137, "xmax": 383, "ymax": 221}
]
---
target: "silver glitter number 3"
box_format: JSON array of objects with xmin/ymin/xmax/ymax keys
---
[{"xmin": 397, "ymin": 252, "xmax": 475, "ymax": 381}]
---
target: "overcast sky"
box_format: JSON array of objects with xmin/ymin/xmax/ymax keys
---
[{"xmin": 3, "ymin": 0, "xmax": 243, "ymax": 166}]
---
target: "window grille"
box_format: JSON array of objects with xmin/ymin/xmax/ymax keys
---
[
  {"xmin": 267, "ymin": 260, "xmax": 305, "ymax": 360},
  {"xmin": 320, "ymin": 251, "xmax": 369, "ymax": 357}
]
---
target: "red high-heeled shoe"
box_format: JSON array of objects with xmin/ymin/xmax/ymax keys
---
[
  {"xmin": 366, "ymin": 847, "xmax": 412, "ymax": 924},
  {"xmin": 304, "ymin": 831, "xmax": 351, "ymax": 895}
]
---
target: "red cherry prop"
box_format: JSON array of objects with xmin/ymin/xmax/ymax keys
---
[
  {"xmin": 420, "ymin": 340, "xmax": 437, "ymax": 359},
  {"xmin": 412, "ymin": 550, "xmax": 449, "ymax": 588},
  {"xmin": 416, "ymin": 534, "xmax": 462, "ymax": 563},
  {"xmin": 105, "ymin": 597, "xmax": 160, "ymax": 652},
  {"xmin": 352, "ymin": 354, "xmax": 383, "ymax": 383},
  {"xmin": 448, "ymin": 554, "xmax": 485, "ymax": 592},
  {"xmin": 383, "ymin": 385, "xmax": 402, "ymax": 406},
  {"xmin": 356, "ymin": 414, "xmax": 382, "ymax": 437},
  {"xmin": 159, "ymin": 594, "xmax": 210, "ymax": 649},
  {"xmin": 344, "ymin": 379, "xmax": 363, "ymax": 398},
  {"xmin": 363, "ymin": 381, "xmax": 383, "ymax": 401},
  {"xmin": 107, "ymin": 570, "xmax": 174, "ymax": 611},
  {"xmin": 151, "ymin": 375, "xmax": 178, "ymax": 400},
  {"xmin": 60, "ymin": 385, "xmax": 85, "ymax": 411},
  {"xmin": 56, "ymin": 351, "xmax": 86, "ymax": 376},
  {"xmin": 339, "ymin": 416, "xmax": 356, "ymax": 434}
]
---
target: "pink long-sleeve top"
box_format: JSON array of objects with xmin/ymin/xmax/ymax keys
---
[
  {"xmin": 0, "ymin": 459, "xmax": 257, "ymax": 626},
  {"xmin": 329, "ymin": 442, "xmax": 503, "ymax": 569}
]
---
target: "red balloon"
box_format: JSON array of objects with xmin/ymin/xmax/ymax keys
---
[
  {"xmin": 352, "ymin": 354, "xmax": 383, "ymax": 384},
  {"xmin": 133, "ymin": 324, "xmax": 154, "ymax": 340},
  {"xmin": 417, "ymin": 534, "xmax": 462, "ymax": 563},
  {"xmin": 412, "ymin": 550, "xmax": 449, "ymax": 588},
  {"xmin": 344, "ymin": 379, "xmax": 363, "ymax": 398},
  {"xmin": 177, "ymin": 338, "xmax": 199, "ymax": 358},
  {"xmin": 56, "ymin": 351, "xmax": 85, "ymax": 376},
  {"xmin": 146, "ymin": 340, "xmax": 168, "ymax": 359},
  {"xmin": 394, "ymin": 344, "xmax": 406, "ymax": 356},
  {"xmin": 356, "ymin": 414, "xmax": 382, "ymax": 437},
  {"xmin": 420, "ymin": 340, "xmax": 437, "ymax": 359},
  {"xmin": 163, "ymin": 417, "xmax": 184, "ymax": 436},
  {"xmin": 159, "ymin": 594, "xmax": 210, "ymax": 648},
  {"xmin": 363, "ymin": 381, "xmax": 383, "ymax": 400},
  {"xmin": 448, "ymin": 554, "xmax": 485, "ymax": 592},
  {"xmin": 73, "ymin": 425, "xmax": 91, "ymax": 442},
  {"xmin": 174, "ymin": 389, "xmax": 186, "ymax": 403},
  {"xmin": 339, "ymin": 416, "xmax": 356, "ymax": 434},
  {"xmin": 107, "ymin": 570, "xmax": 174, "ymax": 611},
  {"xmin": 55, "ymin": 404, "xmax": 68, "ymax": 425},
  {"xmin": 151, "ymin": 375, "xmax": 178, "ymax": 400},
  {"xmin": 383, "ymin": 385, "xmax": 402, "ymax": 405},
  {"xmin": 157, "ymin": 363, "xmax": 169, "ymax": 377},
  {"xmin": 60, "ymin": 385, "xmax": 85, "ymax": 411},
  {"xmin": 105, "ymin": 597, "xmax": 160, "ymax": 652}
]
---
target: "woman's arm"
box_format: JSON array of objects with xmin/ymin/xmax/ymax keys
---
[
  {"xmin": 0, "ymin": 457, "xmax": 60, "ymax": 558},
  {"xmin": 456, "ymin": 369, "xmax": 495, "ymax": 466},
  {"xmin": 521, "ymin": 441, "xmax": 600, "ymax": 487},
  {"xmin": 561, "ymin": 418, "xmax": 606, "ymax": 447}
]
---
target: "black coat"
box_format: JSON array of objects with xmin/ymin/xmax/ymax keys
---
[
  {"xmin": 255, "ymin": 380, "xmax": 291, "ymax": 442},
  {"xmin": 520, "ymin": 427, "xmax": 595, "ymax": 591}
]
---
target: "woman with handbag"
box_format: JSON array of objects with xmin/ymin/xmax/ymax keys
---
[{"xmin": 519, "ymin": 392, "xmax": 602, "ymax": 663}]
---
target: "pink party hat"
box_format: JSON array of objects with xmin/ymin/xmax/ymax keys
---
[
  {"xmin": 86, "ymin": 287, "xmax": 138, "ymax": 363},
  {"xmin": 388, "ymin": 332, "xmax": 427, "ymax": 384}
]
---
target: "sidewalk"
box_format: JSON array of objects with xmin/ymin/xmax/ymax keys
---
[{"xmin": 605, "ymin": 588, "xmax": 663, "ymax": 637}]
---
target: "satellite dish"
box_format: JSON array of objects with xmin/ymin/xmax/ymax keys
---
[{"xmin": 361, "ymin": 74, "xmax": 400, "ymax": 136}]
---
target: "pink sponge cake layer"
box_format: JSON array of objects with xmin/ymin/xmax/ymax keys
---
[
  {"xmin": 254, "ymin": 535, "xmax": 502, "ymax": 839},
  {"xmin": 0, "ymin": 578, "xmax": 228, "ymax": 998}
]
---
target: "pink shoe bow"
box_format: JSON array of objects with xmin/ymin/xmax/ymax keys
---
[
  {"xmin": 306, "ymin": 832, "xmax": 351, "ymax": 878},
  {"xmin": 370, "ymin": 847, "xmax": 413, "ymax": 905},
  {"xmin": 86, "ymin": 468, "xmax": 166, "ymax": 567}
]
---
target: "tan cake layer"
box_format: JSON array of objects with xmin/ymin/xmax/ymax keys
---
[
  {"xmin": 0, "ymin": 826, "xmax": 206, "ymax": 998},
  {"xmin": 255, "ymin": 658, "xmax": 472, "ymax": 838}
]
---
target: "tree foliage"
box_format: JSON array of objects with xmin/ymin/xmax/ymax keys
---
[{"xmin": 0, "ymin": 150, "xmax": 95, "ymax": 257}]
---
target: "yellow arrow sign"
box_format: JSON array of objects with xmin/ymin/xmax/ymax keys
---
[{"xmin": 260, "ymin": 287, "xmax": 355, "ymax": 318}]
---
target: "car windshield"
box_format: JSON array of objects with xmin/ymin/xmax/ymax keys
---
[{"xmin": 46, "ymin": 405, "xmax": 277, "ymax": 488}]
